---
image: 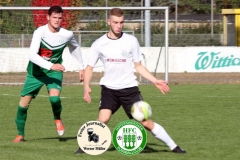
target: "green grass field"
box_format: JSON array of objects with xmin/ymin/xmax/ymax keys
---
[{"xmin": 0, "ymin": 84, "xmax": 239, "ymax": 160}]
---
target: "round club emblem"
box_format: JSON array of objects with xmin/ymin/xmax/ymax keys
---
[
  {"xmin": 77, "ymin": 121, "xmax": 112, "ymax": 155},
  {"xmin": 112, "ymin": 120, "xmax": 147, "ymax": 155}
]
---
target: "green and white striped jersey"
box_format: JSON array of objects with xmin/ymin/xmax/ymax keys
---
[{"xmin": 27, "ymin": 24, "xmax": 84, "ymax": 76}]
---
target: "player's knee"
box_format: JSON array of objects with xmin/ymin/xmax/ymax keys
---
[
  {"xmin": 97, "ymin": 117, "xmax": 109, "ymax": 124},
  {"xmin": 19, "ymin": 96, "xmax": 32, "ymax": 108},
  {"xmin": 49, "ymin": 96, "xmax": 61, "ymax": 104},
  {"xmin": 141, "ymin": 119, "xmax": 154, "ymax": 131},
  {"xmin": 98, "ymin": 109, "xmax": 111, "ymax": 124}
]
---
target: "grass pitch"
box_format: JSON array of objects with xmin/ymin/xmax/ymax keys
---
[{"xmin": 0, "ymin": 84, "xmax": 239, "ymax": 160}]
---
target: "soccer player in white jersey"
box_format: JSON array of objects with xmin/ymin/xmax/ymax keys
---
[
  {"xmin": 13, "ymin": 6, "xmax": 84, "ymax": 142},
  {"xmin": 75, "ymin": 8, "xmax": 186, "ymax": 154}
]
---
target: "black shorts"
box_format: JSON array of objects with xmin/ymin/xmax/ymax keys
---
[{"xmin": 99, "ymin": 85, "xmax": 143, "ymax": 119}]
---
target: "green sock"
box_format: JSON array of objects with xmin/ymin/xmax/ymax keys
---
[
  {"xmin": 15, "ymin": 105, "xmax": 28, "ymax": 137},
  {"xmin": 49, "ymin": 96, "xmax": 62, "ymax": 120}
]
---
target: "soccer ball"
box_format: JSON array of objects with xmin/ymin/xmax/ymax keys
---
[{"xmin": 131, "ymin": 101, "xmax": 152, "ymax": 122}]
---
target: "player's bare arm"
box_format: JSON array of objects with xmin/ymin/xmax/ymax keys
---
[
  {"xmin": 154, "ymin": 80, "xmax": 170, "ymax": 94},
  {"xmin": 50, "ymin": 64, "xmax": 65, "ymax": 72},
  {"xmin": 134, "ymin": 61, "xmax": 169, "ymax": 94},
  {"xmin": 83, "ymin": 65, "xmax": 94, "ymax": 103}
]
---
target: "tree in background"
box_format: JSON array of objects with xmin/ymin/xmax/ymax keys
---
[
  {"xmin": 32, "ymin": 0, "xmax": 82, "ymax": 30},
  {"xmin": 0, "ymin": 0, "xmax": 82, "ymax": 34},
  {"xmin": 169, "ymin": 0, "xmax": 240, "ymax": 14},
  {"xmin": 0, "ymin": 0, "xmax": 34, "ymax": 34},
  {"xmin": 0, "ymin": 0, "xmax": 239, "ymax": 34}
]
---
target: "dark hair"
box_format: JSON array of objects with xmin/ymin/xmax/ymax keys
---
[
  {"xmin": 109, "ymin": 8, "xmax": 124, "ymax": 17},
  {"xmin": 48, "ymin": 6, "xmax": 63, "ymax": 15}
]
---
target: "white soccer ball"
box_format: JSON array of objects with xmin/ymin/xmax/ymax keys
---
[{"xmin": 131, "ymin": 101, "xmax": 152, "ymax": 122}]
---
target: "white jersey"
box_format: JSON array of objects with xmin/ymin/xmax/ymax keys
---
[
  {"xmin": 28, "ymin": 24, "xmax": 84, "ymax": 76},
  {"xmin": 87, "ymin": 33, "xmax": 143, "ymax": 90}
]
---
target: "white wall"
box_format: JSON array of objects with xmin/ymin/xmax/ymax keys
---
[{"xmin": 1, "ymin": 47, "xmax": 240, "ymax": 73}]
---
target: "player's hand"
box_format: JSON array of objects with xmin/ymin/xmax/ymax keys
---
[
  {"xmin": 84, "ymin": 86, "xmax": 92, "ymax": 103},
  {"xmin": 50, "ymin": 64, "xmax": 65, "ymax": 72},
  {"xmin": 79, "ymin": 70, "xmax": 84, "ymax": 83},
  {"xmin": 154, "ymin": 80, "xmax": 169, "ymax": 95}
]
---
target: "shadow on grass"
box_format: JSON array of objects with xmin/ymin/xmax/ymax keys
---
[
  {"xmin": 31, "ymin": 136, "xmax": 77, "ymax": 142},
  {"xmin": 107, "ymin": 142, "xmax": 170, "ymax": 153},
  {"xmin": 30, "ymin": 138, "xmax": 171, "ymax": 153}
]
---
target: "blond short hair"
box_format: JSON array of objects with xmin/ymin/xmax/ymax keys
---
[{"xmin": 109, "ymin": 8, "xmax": 124, "ymax": 17}]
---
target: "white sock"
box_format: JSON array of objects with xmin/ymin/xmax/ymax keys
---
[{"xmin": 151, "ymin": 122, "xmax": 177, "ymax": 150}]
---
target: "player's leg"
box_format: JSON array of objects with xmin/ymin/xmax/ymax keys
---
[
  {"xmin": 97, "ymin": 85, "xmax": 121, "ymax": 123},
  {"xmin": 120, "ymin": 86, "xmax": 143, "ymax": 119},
  {"xmin": 49, "ymin": 89, "xmax": 62, "ymax": 120},
  {"xmin": 121, "ymin": 86, "xmax": 186, "ymax": 153},
  {"xmin": 49, "ymin": 89, "xmax": 64, "ymax": 136},
  {"xmin": 14, "ymin": 75, "xmax": 43, "ymax": 142},
  {"xmin": 14, "ymin": 96, "xmax": 33, "ymax": 142},
  {"xmin": 46, "ymin": 72, "xmax": 64, "ymax": 136},
  {"xmin": 97, "ymin": 109, "xmax": 112, "ymax": 123},
  {"xmin": 141, "ymin": 119, "xmax": 186, "ymax": 153}
]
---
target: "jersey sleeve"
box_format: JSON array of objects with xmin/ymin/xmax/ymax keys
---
[
  {"xmin": 29, "ymin": 27, "xmax": 53, "ymax": 70},
  {"xmin": 68, "ymin": 34, "xmax": 84, "ymax": 70},
  {"xmin": 86, "ymin": 42, "xmax": 100, "ymax": 67},
  {"xmin": 132, "ymin": 37, "xmax": 143, "ymax": 62}
]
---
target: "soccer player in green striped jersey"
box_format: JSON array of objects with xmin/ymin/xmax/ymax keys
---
[{"xmin": 13, "ymin": 6, "xmax": 84, "ymax": 142}]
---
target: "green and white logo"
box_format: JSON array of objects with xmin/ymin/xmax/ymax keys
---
[{"xmin": 112, "ymin": 120, "xmax": 147, "ymax": 155}]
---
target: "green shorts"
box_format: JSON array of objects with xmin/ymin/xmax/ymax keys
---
[{"xmin": 21, "ymin": 72, "xmax": 63, "ymax": 98}]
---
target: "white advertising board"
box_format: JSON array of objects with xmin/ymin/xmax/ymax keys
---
[{"xmin": 1, "ymin": 47, "xmax": 240, "ymax": 73}]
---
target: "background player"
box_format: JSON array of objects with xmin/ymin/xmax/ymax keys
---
[{"xmin": 13, "ymin": 6, "xmax": 84, "ymax": 142}]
